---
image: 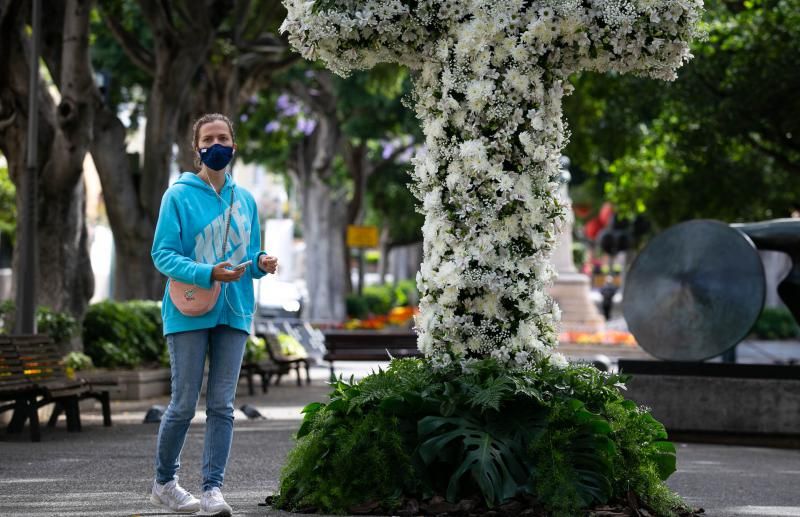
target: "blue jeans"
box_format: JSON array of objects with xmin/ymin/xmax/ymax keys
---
[{"xmin": 154, "ymin": 325, "xmax": 247, "ymax": 491}]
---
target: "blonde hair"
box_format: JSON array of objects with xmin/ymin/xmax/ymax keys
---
[{"xmin": 191, "ymin": 113, "xmax": 236, "ymax": 169}]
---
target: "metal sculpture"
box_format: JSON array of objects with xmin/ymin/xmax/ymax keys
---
[{"xmin": 623, "ymin": 220, "xmax": 767, "ymax": 361}]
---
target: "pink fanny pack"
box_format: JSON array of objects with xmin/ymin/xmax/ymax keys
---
[
  {"xmin": 169, "ymin": 279, "xmax": 221, "ymax": 316},
  {"xmin": 168, "ymin": 183, "xmax": 233, "ymax": 317}
]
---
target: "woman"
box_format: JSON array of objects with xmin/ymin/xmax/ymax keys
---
[{"xmin": 149, "ymin": 113, "xmax": 278, "ymax": 516}]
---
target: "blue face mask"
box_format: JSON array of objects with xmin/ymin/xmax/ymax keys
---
[{"xmin": 199, "ymin": 143, "xmax": 234, "ymax": 171}]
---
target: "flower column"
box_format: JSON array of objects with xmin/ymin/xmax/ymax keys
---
[
  {"xmin": 410, "ymin": 45, "xmax": 569, "ymax": 369},
  {"xmin": 281, "ymin": 0, "xmax": 702, "ymax": 370}
]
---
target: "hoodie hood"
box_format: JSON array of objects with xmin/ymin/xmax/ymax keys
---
[{"xmin": 174, "ymin": 171, "xmax": 233, "ymax": 196}]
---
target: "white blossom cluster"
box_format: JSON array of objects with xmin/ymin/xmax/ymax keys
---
[{"xmin": 281, "ymin": 0, "xmax": 702, "ymax": 369}]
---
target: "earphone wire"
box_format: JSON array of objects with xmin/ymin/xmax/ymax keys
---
[{"xmin": 218, "ymin": 166, "xmax": 258, "ymax": 320}]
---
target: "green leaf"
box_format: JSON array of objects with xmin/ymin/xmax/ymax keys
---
[
  {"xmin": 418, "ymin": 415, "xmax": 529, "ymax": 507},
  {"xmin": 651, "ymin": 440, "xmax": 677, "ymax": 480}
]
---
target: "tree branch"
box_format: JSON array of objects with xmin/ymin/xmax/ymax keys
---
[
  {"xmin": 171, "ymin": 0, "xmax": 194, "ymax": 28},
  {"xmin": 0, "ymin": 110, "xmax": 14, "ymax": 131},
  {"xmin": 345, "ymin": 142, "xmax": 367, "ymax": 224},
  {"xmin": 372, "ymin": 142, "xmax": 415, "ymax": 177},
  {"xmin": 159, "ymin": 0, "xmax": 178, "ymax": 32},
  {"xmin": 137, "ymin": 0, "xmax": 176, "ymax": 40},
  {"xmin": 100, "ymin": 11, "xmax": 155, "ymax": 75},
  {"xmin": 0, "ymin": 0, "xmax": 13, "ymax": 27},
  {"xmin": 233, "ymin": 0, "xmax": 251, "ymax": 43},
  {"xmin": 747, "ymin": 133, "xmax": 800, "ymax": 174}
]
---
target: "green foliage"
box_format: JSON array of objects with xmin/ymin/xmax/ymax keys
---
[
  {"xmin": 274, "ymin": 357, "xmax": 687, "ymax": 515},
  {"xmin": 366, "ymin": 160, "xmax": 424, "ymax": 245},
  {"xmin": 528, "ymin": 399, "xmax": 615, "ymax": 515},
  {"xmin": 36, "ymin": 307, "xmax": 79, "ymax": 347},
  {"xmin": 604, "ymin": 400, "xmax": 684, "ymax": 516},
  {"xmin": 364, "ymin": 249, "xmax": 380, "ymax": 264},
  {"xmin": 0, "ymin": 164, "xmax": 15, "ymax": 241},
  {"xmin": 89, "ymin": 2, "xmax": 153, "ymax": 121},
  {"xmin": 750, "ymin": 306, "xmax": 800, "ymax": 340},
  {"xmin": 0, "ymin": 301, "xmax": 78, "ymax": 347},
  {"xmin": 361, "ymin": 285, "xmax": 394, "ymax": 315},
  {"xmin": 564, "ymin": 0, "xmax": 800, "ymax": 229},
  {"xmin": 0, "ymin": 299, "xmax": 13, "ymax": 333},
  {"xmin": 82, "ymin": 300, "xmax": 166, "ymax": 369},
  {"xmin": 245, "ymin": 335, "xmax": 268, "ymax": 363},
  {"xmin": 276, "ymin": 389, "xmax": 419, "ymax": 513},
  {"xmin": 395, "ymin": 279, "xmax": 418, "ymax": 305},
  {"xmin": 418, "ymin": 413, "xmax": 539, "ymax": 506},
  {"xmin": 62, "ymin": 351, "xmax": 94, "ymax": 371},
  {"xmin": 344, "ymin": 295, "xmax": 369, "ymax": 320},
  {"xmin": 277, "ymin": 332, "xmax": 308, "ymax": 358},
  {"xmin": 346, "ymin": 281, "xmax": 420, "ymax": 318}
]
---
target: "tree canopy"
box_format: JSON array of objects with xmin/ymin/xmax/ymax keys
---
[{"xmin": 564, "ymin": 0, "xmax": 800, "ymax": 230}]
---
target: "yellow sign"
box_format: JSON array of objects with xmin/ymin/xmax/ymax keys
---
[{"xmin": 347, "ymin": 225, "xmax": 379, "ymax": 248}]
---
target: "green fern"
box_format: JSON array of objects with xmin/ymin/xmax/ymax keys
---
[
  {"xmin": 528, "ymin": 398, "xmax": 616, "ymax": 513},
  {"xmin": 462, "ymin": 375, "xmax": 513, "ymax": 412}
]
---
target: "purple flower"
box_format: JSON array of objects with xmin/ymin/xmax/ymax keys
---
[
  {"xmin": 264, "ymin": 121, "xmax": 281, "ymax": 133},
  {"xmin": 382, "ymin": 142, "xmax": 395, "ymax": 160},
  {"xmin": 240, "ymin": 113, "xmax": 249, "ymax": 122},
  {"xmin": 296, "ymin": 118, "xmax": 317, "ymax": 135},
  {"xmin": 275, "ymin": 94, "xmax": 301, "ymax": 117},
  {"xmin": 276, "ymin": 94, "xmax": 292, "ymax": 112},
  {"xmin": 398, "ymin": 147, "xmax": 415, "ymax": 163}
]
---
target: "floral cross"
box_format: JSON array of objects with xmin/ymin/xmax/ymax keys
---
[{"xmin": 281, "ymin": 0, "xmax": 702, "ymax": 369}]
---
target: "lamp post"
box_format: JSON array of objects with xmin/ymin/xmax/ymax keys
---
[{"xmin": 14, "ymin": 0, "xmax": 41, "ymax": 334}]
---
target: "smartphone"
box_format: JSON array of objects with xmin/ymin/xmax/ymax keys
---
[{"xmin": 233, "ymin": 259, "xmax": 252, "ymax": 271}]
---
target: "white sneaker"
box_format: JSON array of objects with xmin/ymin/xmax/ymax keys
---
[
  {"xmin": 200, "ymin": 487, "xmax": 232, "ymax": 516},
  {"xmin": 150, "ymin": 479, "xmax": 201, "ymax": 513}
]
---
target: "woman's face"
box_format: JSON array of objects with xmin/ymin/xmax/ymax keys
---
[{"xmin": 196, "ymin": 120, "xmax": 235, "ymax": 151}]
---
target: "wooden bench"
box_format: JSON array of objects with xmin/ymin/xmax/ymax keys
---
[
  {"xmin": 322, "ymin": 330, "xmax": 420, "ymax": 375},
  {"xmin": 0, "ymin": 335, "xmax": 113, "ymax": 442},
  {"xmin": 254, "ymin": 333, "xmax": 311, "ymax": 386},
  {"xmin": 239, "ymin": 360, "xmax": 278, "ymax": 396}
]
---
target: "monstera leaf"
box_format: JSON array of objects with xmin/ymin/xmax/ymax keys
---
[
  {"xmin": 562, "ymin": 399, "xmax": 617, "ymax": 507},
  {"xmin": 417, "ymin": 415, "xmax": 532, "ymax": 506}
]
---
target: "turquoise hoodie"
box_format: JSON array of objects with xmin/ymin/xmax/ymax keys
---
[{"xmin": 151, "ymin": 172, "xmax": 268, "ymax": 335}]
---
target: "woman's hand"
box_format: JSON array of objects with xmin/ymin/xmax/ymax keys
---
[
  {"xmin": 259, "ymin": 255, "xmax": 278, "ymax": 274},
  {"xmin": 211, "ymin": 262, "xmax": 246, "ymax": 283}
]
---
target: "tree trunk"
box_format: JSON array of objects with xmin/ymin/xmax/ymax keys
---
[
  {"xmin": 93, "ymin": 2, "xmax": 214, "ymax": 300},
  {"xmin": 389, "ymin": 242, "xmax": 423, "ymax": 286},
  {"xmin": 378, "ymin": 226, "xmax": 391, "ymax": 284},
  {"xmin": 298, "ymin": 175, "xmax": 349, "ymax": 322},
  {"xmin": 91, "ymin": 107, "xmax": 163, "ymax": 300},
  {"xmin": 139, "ymin": 52, "xmax": 206, "ymax": 222},
  {"xmin": 286, "ymin": 76, "xmax": 347, "ymax": 322},
  {"xmin": 0, "ymin": 0, "xmax": 95, "ymax": 329}
]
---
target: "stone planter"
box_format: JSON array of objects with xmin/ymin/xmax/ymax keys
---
[
  {"xmin": 81, "ymin": 368, "xmax": 172, "ymax": 400},
  {"xmin": 619, "ymin": 360, "xmax": 800, "ymax": 436}
]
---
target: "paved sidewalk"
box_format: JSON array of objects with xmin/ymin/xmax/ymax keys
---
[{"xmin": 1, "ymin": 366, "xmax": 799, "ymax": 516}]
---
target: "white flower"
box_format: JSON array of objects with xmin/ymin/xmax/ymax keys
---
[
  {"xmin": 527, "ymin": 109, "xmax": 545, "ymax": 131},
  {"xmin": 465, "ymin": 79, "xmax": 495, "ymax": 112},
  {"xmin": 548, "ymin": 352, "xmax": 568, "ymax": 368},
  {"xmin": 505, "ymin": 68, "xmax": 529, "ymax": 93},
  {"xmin": 532, "ymin": 145, "xmax": 548, "ymax": 162}
]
